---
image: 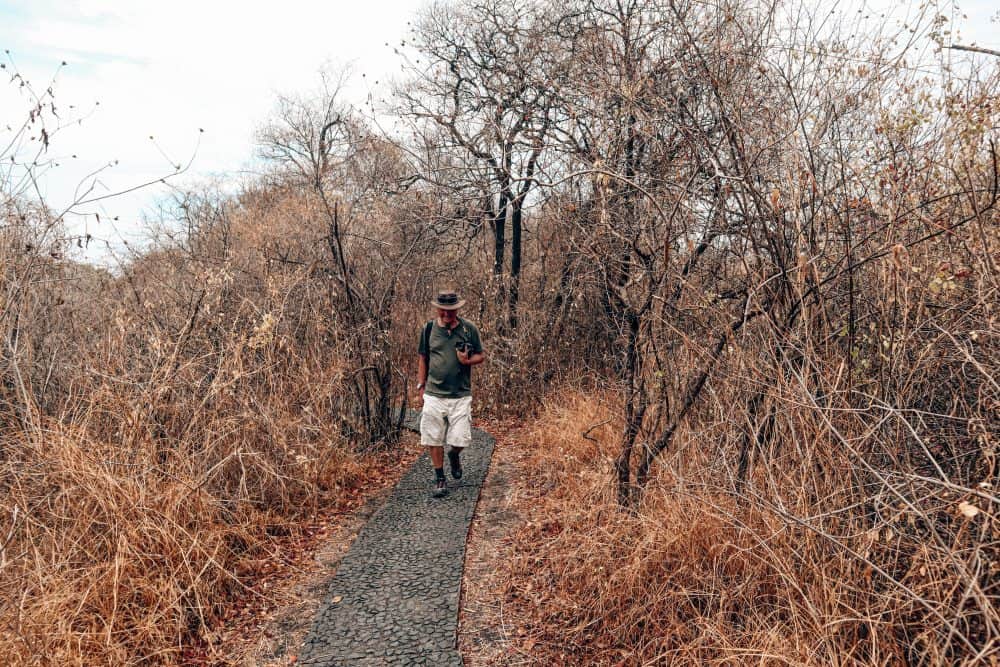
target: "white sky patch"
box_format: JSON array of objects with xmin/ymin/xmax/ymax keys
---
[
  {"xmin": 1, "ymin": 0, "xmax": 421, "ymax": 261},
  {"xmin": 1, "ymin": 0, "xmax": 997, "ymax": 264}
]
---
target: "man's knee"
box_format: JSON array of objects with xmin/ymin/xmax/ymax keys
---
[
  {"xmin": 446, "ymin": 412, "xmax": 473, "ymax": 448},
  {"xmin": 420, "ymin": 414, "xmax": 446, "ymax": 446}
]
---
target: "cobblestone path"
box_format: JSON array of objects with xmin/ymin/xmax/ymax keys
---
[{"xmin": 298, "ymin": 411, "xmax": 495, "ymax": 666}]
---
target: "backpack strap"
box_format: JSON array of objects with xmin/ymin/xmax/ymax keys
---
[{"xmin": 422, "ymin": 319, "xmax": 434, "ymax": 352}]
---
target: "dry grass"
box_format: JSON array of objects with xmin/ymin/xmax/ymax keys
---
[
  {"xmin": 0, "ymin": 349, "xmax": 363, "ymax": 665},
  {"xmin": 496, "ymin": 384, "xmax": 997, "ymax": 666},
  {"xmin": 0, "ymin": 193, "xmax": 381, "ymax": 665}
]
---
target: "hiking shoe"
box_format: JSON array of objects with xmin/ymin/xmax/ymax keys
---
[
  {"xmin": 432, "ymin": 478, "xmax": 448, "ymax": 498},
  {"xmin": 448, "ymin": 449, "xmax": 463, "ymax": 480}
]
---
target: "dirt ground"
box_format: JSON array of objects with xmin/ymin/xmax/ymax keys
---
[{"xmin": 457, "ymin": 419, "xmax": 536, "ymax": 666}]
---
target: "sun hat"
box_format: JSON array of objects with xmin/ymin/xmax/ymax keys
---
[{"xmin": 430, "ymin": 290, "xmax": 466, "ymax": 310}]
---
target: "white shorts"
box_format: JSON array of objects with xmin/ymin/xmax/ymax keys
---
[{"xmin": 420, "ymin": 394, "xmax": 473, "ymax": 449}]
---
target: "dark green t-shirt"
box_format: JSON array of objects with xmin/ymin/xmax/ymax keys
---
[{"xmin": 418, "ymin": 317, "xmax": 483, "ymax": 398}]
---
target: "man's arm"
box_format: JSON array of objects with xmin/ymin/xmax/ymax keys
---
[
  {"xmin": 417, "ymin": 354, "xmax": 428, "ymax": 389},
  {"xmin": 457, "ymin": 349, "xmax": 485, "ymax": 366}
]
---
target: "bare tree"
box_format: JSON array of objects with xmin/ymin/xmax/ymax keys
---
[
  {"xmin": 256, "ymin": 68, "xmax": 420, "ymax": 448},
  {"xmin": 398, "ymin": 0, "xmax": 556, "ymax": 329},
  {"xmin": 257, "ymin": 66, "xmax": 357, "ymax": 190}
]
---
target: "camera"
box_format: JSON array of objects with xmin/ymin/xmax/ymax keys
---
[{"xmin": 455, "ymin": 341, "xmax": 472, "ymax": 355}]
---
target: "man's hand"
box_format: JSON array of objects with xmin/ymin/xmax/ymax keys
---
[
  {"xmin": 415, "ymin": 354, "xmax": 428, "ymax": 408},
  {"xmin": 458, "ymin": 349, "xmax": 485, "ymax": 366}
]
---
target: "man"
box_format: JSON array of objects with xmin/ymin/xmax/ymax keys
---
[{"xmin": 415, "ymin": 290, "xmax": 485, "ymax": 498}]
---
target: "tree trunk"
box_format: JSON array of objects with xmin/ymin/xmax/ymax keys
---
[
  {"xmin": 615, "ymin": 308, "xmax": 644, "ymax": 505},
  {"xmin": 635, "ymin": 301, "xmax": 758, "ymax": 492},
  {"xmin": 493, "ymin": 190, "xmax": 508, "ymax": 278},
  {"xmin": 508, "ymin": 196, "xmax": 523, "ymax": 330}
]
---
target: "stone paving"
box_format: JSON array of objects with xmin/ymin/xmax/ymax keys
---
[{"xmin": 298, "ymin": 410, "xmax": 495, "ymax": 666}]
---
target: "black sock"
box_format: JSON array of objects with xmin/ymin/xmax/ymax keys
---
[{"xmin": 434, "ymin": 467, "xmax": 446, "ymax": 481}]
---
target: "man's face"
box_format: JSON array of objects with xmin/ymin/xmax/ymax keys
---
[{"xmin": 437, "ymin": 307, "xmax": 459, "ymax": 326}]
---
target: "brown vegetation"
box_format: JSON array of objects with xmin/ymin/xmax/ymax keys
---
[
  {"xmin": 495, "ymin": 379, "xmax": 996, "ymax": 664},
  {"xmin": 412, "ymin": 1, "xmax": 998, "ymax": 662},
  {"xmin": 0, "ymin": 191, "xmax": 376, "ymax": 664},
  {"xmin": 2, "ymin": 0, "xmax": 998, "ymax": 663}
]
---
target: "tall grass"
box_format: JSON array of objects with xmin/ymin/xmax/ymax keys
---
[
  {"xmin": 0, "ymin": 194, "xmax": 370, "ymax": 664},
  {"xmin": 501, "ymin": 314, "xmax": 997, "ymax": 665}
]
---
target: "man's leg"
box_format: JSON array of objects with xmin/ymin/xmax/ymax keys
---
[
  {"xmin": 446, "ymin": 446, "xmax": 462, "ymax": 479},
  {"xmin": 446, "ymin": 396, "xmax": 473, "ymax": 479},
  {"xmin": 429, "ymin": 444, "xmax": 445, "ymax": 469},
  {"xmin": 420, "ymin": 395, "xmax": 449, "ymax": 497}
]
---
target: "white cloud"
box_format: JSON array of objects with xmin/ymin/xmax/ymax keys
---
[{"xmin": 1, "ymin": 0, "xmax": 421, "ymax": 260}]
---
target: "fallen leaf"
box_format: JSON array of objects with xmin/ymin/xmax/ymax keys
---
[
  {"xmin": 332, "ymin": 595, "xmax": 343, "ymax": 603},
  {"xmin": 958, "ymin": 501, "xmax": 980, "ymax": 518}
]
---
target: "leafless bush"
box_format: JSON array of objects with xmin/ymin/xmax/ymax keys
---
[
  {"xmin": 0, "ymin": 65, "xmax": 384, "ymax": 662},
  {"xmin": 0, "ymin": 185, "xmax": 375, "ymax": 662},
  {"xmin": 443, "ymin": 0, "xmax": 1000, "ymax": 661}
]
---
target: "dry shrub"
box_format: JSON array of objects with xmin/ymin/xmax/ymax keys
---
[
  {"xmin": 0, "ymin": 190, "xmax": 377, "ymax": 664},
  {"xmin": 0, "ymin": 334, "xmax": 362, "ymax": 665},
  {"xmin": 501, "ymin": 383, "xmax": 997, "ymax": 665}
]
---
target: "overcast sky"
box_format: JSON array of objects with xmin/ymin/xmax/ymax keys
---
[
  {"xmin": 1, "ymin": 0, "xmax": 997, "ymax": 264},
  {"xmin": 1, "ymin": 0, "xmax": 419, "ymax": 261}
]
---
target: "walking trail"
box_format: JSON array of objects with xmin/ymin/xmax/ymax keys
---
[{"xmin": 297, "ymin": 410, "xmax": 495, "ymax": 666}]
